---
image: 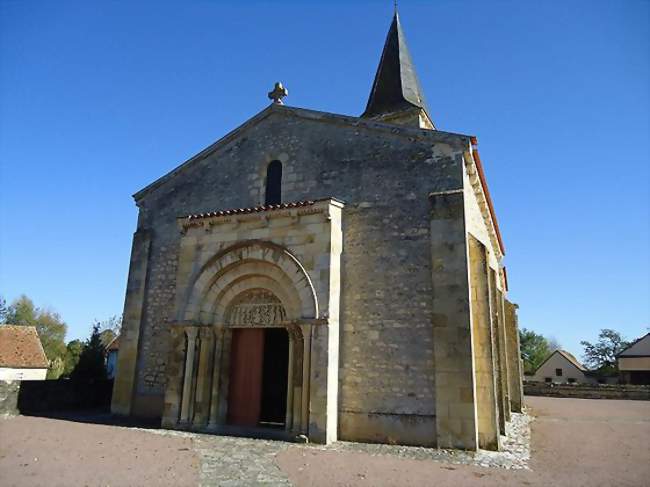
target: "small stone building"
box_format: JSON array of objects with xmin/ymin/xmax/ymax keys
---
[
  {"xmin": 112, "ymin": 11, "xmax": 523, "ymax": 451},
  {"xmin": 105, "ymin": 336, "xmax": 120, "ymax": 380},
  {"xmin": 617, "ymin": 333, "xmax": 650, "ymax": 385},
  {"xmin": 0, "ymin": 325, "xmax": 49, "ymax": 381},
  {"xmin": 530, "ymin": 350, "xmax": 590, "ymax": 384}
]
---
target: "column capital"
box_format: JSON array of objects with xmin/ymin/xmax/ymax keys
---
[{"xmin": 199, "ymin": 326, "xmax": 214, "ymax": 339}]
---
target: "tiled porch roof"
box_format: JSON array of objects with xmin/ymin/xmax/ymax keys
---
[{"xmin": 184, "ymin": 198, "xmax": 337, "ymax": 221}]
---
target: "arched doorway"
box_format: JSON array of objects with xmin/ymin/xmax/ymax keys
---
[
  {"xmin": 225, "ymin": 290, "xmax": 290, "ymax": 429},
  {"xmin": 162, "ymin": 241, "xmax": 321, "ymax": 441}
]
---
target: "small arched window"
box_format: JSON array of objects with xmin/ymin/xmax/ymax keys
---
[{"xmin": 265, "ymin": 160, "xmax": 282, "ymax": 205}]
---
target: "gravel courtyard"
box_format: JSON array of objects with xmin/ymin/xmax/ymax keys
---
[{"xmin": 1, "ymin": 396, "xmax": 648, "ymax": 486}]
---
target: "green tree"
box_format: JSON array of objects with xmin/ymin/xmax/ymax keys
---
[
  {"xmin": 581, "ymin": 329, "xmax": 630, "ymax": 372},
  {"xmin": 5, "ymin": 295, "xmax": 67, "ymax": 379},
  {"xmin": 519, "ymin": 328, "xmax": 552, "ymax": 374},
  {"xmin": 0, "ymin": 296, "xmax": 7, "ymax": 322},
  {"xmin": 63, "ymin": 339, "xmax": 84, "ymax": 377},
  {"xmin": 71, "ymin": 323, "xmax": 107, "ymax": 382}
]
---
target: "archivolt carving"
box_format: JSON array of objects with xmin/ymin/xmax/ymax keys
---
[{"xmin": 181, "ymin": 241, "xmax": 318, "ymax": 324}]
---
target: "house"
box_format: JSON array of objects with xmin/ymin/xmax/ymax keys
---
[
  {"xmin": 531, "ymin": 350, "xmax": 591, "ymax": 384},
  {"xmin": 105, "ymin": 336, "xmax": 119, "ymax": 379},
  {"xmin": 111, "ymin": 9, "xmax": 524, "ymax": 451},
  {"xmin": 617, "ymin": 333, "xmax": 650, "ymax": 385},
  {"xmin": 0, "ymin": 325, "xmax": 49, "ymax": 380}
]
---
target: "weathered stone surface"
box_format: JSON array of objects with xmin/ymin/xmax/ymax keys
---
[{"xmin": 0, "ymin": 380, "xmax": 20, "ymax": 417}]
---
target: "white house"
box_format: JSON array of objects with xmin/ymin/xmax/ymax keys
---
[
  {"xmin": 0, "ymin": 325, "xmax": 49, "ymax": 381},
  {"xmin": 105, "ymin": 335, "xmax": 119, "ymax": 379},
  {"xmin": 531, "ymin": 349, "xmax": 591, "ymax": 384},
  {"xmin": 617, "ymin": 333, "xmax": 650, "ymax": 385}
]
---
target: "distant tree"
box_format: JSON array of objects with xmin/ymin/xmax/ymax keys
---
[
  {"xmin": 0, "ymin": 296, "xmax": 7, "ymax": 322},
  {"xmin": 99, "ymin": 315, "xmax": 122, "ymax": 336},
  {"xmin": 62, "ymin": 339, "xmax": 84, "ymax": 377},
  {"xmin": 547, "ymin": 336, "xmax": 562, "ymax": 352},
  {"xmin": 581, "ymin": 329, "xmax": 630, "ymax": 372},
  {"xmin": 71, "ymin": 323, "xmax": 108, "ymax": 382},
  {"xmin": 5, "ymin": 295, "xmax": 67, "ymax": 379},
  {"xmin": 519, "ymin": 328, "xmax": 552, "ymax": 374}
]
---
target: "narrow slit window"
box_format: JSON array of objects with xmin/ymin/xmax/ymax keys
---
[{"xmin": 265, "ymin": 160, "xmax": 282, "ymax": 205}]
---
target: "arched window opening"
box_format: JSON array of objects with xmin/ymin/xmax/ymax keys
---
[{"xmin": 265, "ymin": 160, "xmax": 282, "ymax": 205}]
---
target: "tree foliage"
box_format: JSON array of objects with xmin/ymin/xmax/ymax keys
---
[
  {"xmin": 519, "ymin": 328, "xmax": 558, "ymax": 374},
  {"xmin": 0, "ymin": 296, "xmax": 7, "ymax": 323},
  {"xmin": 580, "ymin": 329, "xmax": 630, "ymax": 371},
  {"xmin": 63, "ymin": 339, "xmax": 84, "ymax": 377},
  {"xmin": 4, "ymin": 295, "xmax": 67, "ymax": 379},
  {"xmin": 70, "ymin": 322, "xmax": 108, "ymax": 382}
]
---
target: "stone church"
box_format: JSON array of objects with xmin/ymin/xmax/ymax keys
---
[{"xmin": 112, "ymin": 10, "xmax": 524, "ymax": 451}]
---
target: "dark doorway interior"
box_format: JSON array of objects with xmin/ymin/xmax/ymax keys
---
[{"xmin": 259, "ymin": 328, "xmax": 289, "ymax": 427}]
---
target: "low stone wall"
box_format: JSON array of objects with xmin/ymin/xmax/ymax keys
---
[
  {"xmin": 0, "ymin": 380, "xmax": 20, "ymax": 416},
  {"xmin": 524, "ymin": 381, "xmax": 650, "ymax": 401},
  {"xmin": 17, "ymin": 379, "xmax": 114, "ymax": 413}
]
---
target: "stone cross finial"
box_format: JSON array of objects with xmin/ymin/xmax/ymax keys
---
[{"xmin": 268, "ymin": 82, "xmax": 288, "ymax": 105}]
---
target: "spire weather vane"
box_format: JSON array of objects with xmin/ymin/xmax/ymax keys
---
[{"xmin": 268, "ymin": 82, "xmax": 288, "ymax": 105}]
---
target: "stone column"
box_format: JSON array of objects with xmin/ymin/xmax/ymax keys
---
[
  {"xmin": 161, "ymin": 325, "xmax": 188, "ymax": 428},
  {"xmin": 469, "ymin": 235, "xmax": 500, "ymax": 451},
  {"xmin": 300, "ymin": 324, "xmax": 312, "ymax": 435},
  {"xmin": 429, "ymin": 190, "xmax": 478, "ymax": 451},
  {"xmin": 111, "ymin": 229, "xmax": 151, "ymax": 416},
  {"xmin": 207, "ymin": 326, "xmax": 225, "ymax": 429},
  {"xmin": 285, "ymin": 327, "xmax": 295, "ymax": 432},
  {"xmin": 193, "ymin": 327, "xmax": 215, "ymax": 427},
  {"xmin": 504, "ymin": 300, "xmax": 524, "ymax": 412},
  {"xmin": 216, "ymin": 328, "xmax": 233, "ymax": 424},
  {"xmin": 179, "ymin": 327, "xmax": 198, "ymax": 425},
  {"xmin": 290, "ymin": 329, "xmax": 304, "ymax": 435},
  {"xmin": 496, "ymin": 289, "xmax": 510, "ymax": 423},
  {"xmin": 488, "ymin": 269, "xmax": 508, "ymax": 434}
]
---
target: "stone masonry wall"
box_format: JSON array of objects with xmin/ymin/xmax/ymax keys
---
[
  {"xmin": 129, "ymin": 106, "xmax": 471, "ymax": 438},
  {"xmin": 0, "ymin": 380, "xmax": 20, "ymax": 416},
  {"xmin": 524, "ymin": 382, "xmax": 650, "ymax": 400}
]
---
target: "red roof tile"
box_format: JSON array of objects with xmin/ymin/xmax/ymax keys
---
[
  {"xmin": 184, "ymin": 199, "xmax": 327, "ymax": 221},
  {"xmin": 0, "ymin": 325, "xmax": 49, "ymax": 369}
]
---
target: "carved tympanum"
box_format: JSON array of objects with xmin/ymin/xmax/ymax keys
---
[{"xmin": 226, "ymin": 289, "xmax": 287, "ymax": 326}]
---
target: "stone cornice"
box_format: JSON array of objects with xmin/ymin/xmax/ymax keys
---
[
  {"xmin": 464, "ymin": 146, "xmax": 504, "ymax": 262},
  {"xmin": 177, "ymin": 198, "xmax": 343, "ymax": 234}
]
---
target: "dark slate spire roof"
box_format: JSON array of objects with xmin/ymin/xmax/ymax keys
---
[{"xmin": 362, "ymin": 11, "xmax": 431, "ymax": 119}]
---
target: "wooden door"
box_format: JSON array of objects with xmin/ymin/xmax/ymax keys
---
[{"xmin": 227, "ymin": 328, "xmax": 264, "ymax": 426}]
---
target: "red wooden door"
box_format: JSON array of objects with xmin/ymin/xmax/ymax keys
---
[{"xmin": 227, "ymin": 328, "xmax": 264, "ymax": 426}]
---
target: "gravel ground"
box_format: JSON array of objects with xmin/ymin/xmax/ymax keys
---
[
  {"xmin": 1, "ymin": 396, "xmax": 648, "ymax": 486},
  {"xmin": 278, "ymin": 397, "xmax": 650, "ymax": 487},
  {"xmin": 0, "ymin": 415, "xmax": 199, "ymax": 487}
]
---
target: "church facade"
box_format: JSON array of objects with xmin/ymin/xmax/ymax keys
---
[{"xmin": 111, "ymin": 11, "xmax": 524, "ymax": 451}]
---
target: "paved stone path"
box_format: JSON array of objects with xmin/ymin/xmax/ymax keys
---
[
  {"xmin": 139, "ymin": 411, "xmax": 530, "ymax": 486},
  {"xmin": 194, "ymin": 435, "xmax": 291, "ymax": 487}
]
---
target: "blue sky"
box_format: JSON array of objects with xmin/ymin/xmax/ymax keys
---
[{"xmin": 1, "ymin": 1, "xmax": 648, "ymax": 359}]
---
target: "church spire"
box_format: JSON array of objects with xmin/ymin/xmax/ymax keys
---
[{"xmin": 362, "ymin": 10, "xmax": 434, "ymax": 129}]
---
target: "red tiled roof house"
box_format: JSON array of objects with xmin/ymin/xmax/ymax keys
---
[{"xmin": 0, "ymin": 325, "xmax": 49, "ymax": 381}]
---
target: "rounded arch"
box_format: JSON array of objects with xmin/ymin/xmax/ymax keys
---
[{"xmin": 182, "ymin": 241, "xmax": 318, "ymax": 323}]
